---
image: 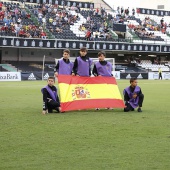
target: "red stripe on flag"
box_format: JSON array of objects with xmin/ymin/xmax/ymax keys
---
[
  {"xmin": 60, "ymin": 99, "xmax": 125, "ymax": 112},
  {"xmin": 58, "ymin": 75, "xmax": 117, "ymax": 85}
]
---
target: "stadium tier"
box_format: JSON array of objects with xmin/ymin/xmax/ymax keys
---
[
  {"xmin": 1, "ymin": 0, "xmax": 170, "ymax": 43},
  {"xmin": 0, "ymin": 0, "xmax": 170, "ymax": 76}
]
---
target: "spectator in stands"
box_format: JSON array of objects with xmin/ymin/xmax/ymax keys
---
[
  {"xmin": 40, "ymin": 30, "xmax": 47, "ymax": 39},
  {"xmin": 94, "ymin": 31, "xmax": 99, "ymax": 40},
  {"xmin": 101, "ymin": 7, "xmax": 105, "ymax": 17},
  {"xmin": 160, "ymin": 18, "xmax": 164, "ymax": 28},
  {"xmin": 38, "ymin": 12, "xmax": 43, "ymax": 23},
  {"xmin": 42, "ymin": 17, "xmax": 46, "ymax": 27},
  {"xmin": 76, "ymin": 5, "xmax": 80, "ymax": 13},
  {"xmin": 19, "ymin": 28, "xmax": 26, "ymax": 37},
  {"xmin": 99, "ymin": 25, "xmax": 104, "ymax": 33},
  {"xmin": 52, "ymin": 19, "xmax": 57, "ymax": 26},
  {"xmin": 32, "ymin": 27, "xmax": 40, "ymax": 38},
  {"xmin": 132, "ymin": 8, "xmax": 135, "ymax": 16},
  {"xmin": 78, "ymin": 25, "xmax": 82, "ymax": 31},
  {"xmin": 125, "ymin": 7, "xmax": 129, "ymax": 16},
  {"xmin": 106, "ymin": 32, "xmax": 112, "ymax": 40},
  {"xmin": 121, "ymin": 7, "xmax": 124, "ymax": 15},
  {"xmin": 56, "ymin": 27, "xmax": 62, "ymax": 33},
  {"xmin": 123, "ymin": 78, "xmax": 144, "ymax": 112},
  {"xmin": 49, "ymin": 26, "xmax": 53, "ymax": 33},
  {"xmin": 85, "ymin": 29, "xmax": 91, "ymax": 41},
  {"xmin": 117, "ymin": 6, "xmax": 120, "ymax": 14},
  {"xmin": 17, "ymin": 17, "xmax": 22, "ymax": 24},
  {"xmin": 96, "ymin": 8, "xmax": 99, "ymax": 16},
  {"xmin": 49, "ymin": 17, "xmax": 53, "ymax": 23},
  {"xmin": 41, "ymin": 76, "xmax": 61, "ymax": 114},
  {"xmin": 15, "ymin": 23, "xmax": 21, "ymax": 37},
  {"xmin": 87, "ymin": 15, "xmax": 91, "ymax": 23},
  {"xmin": 0, "ymin": 2, "xmax": 2, "ymax": 11},
  {"xmin": 81, "ymin": 24, "xmax": 86, "ymax": 31}
]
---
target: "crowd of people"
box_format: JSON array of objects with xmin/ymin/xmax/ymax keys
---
[
  {"xmin": 33, "ymin": 3, "xmax": 80, "ymax": 32},
  {"xmin": 128, "ymin": 17, "xmax": 164, "ymax": 40},
  {"xmin": 78, "ymin": 19, "xmax": 112, "ymax": 41},
  {"xmin": 116, "ymin": 6, "xmax": 136, "ymax": 17},
  {"xmin": 0, "ymin": 0, "xmax": 169, "ymax": 42},
  {"xmin": 133, "ymin": 26, "xmax": 157, "ymax": 39},
  {"xmin": 0, "ymin": 1, "xmax": 47, "ymax": 38},
  {"xmin": 78, "ymin": 7, "xmax": 117, "ymax": 41}
]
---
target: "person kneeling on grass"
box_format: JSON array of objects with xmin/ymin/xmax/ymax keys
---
[
  {"xmin": 41, "ymin": 76, "xmax": 61, "ymax": 114},
  {"xmin": 123, "ymin": 78, "xmax": 144, "ymax": 112}
]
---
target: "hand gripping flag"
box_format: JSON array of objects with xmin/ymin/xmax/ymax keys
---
[{"xmin": 58, "ymin": 75, "xmax": 125, "ymax": 112}]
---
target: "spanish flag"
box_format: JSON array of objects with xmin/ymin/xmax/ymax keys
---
[{"xmin": 58, "ymin": 75, "xmax": 124, "ymax": 112}]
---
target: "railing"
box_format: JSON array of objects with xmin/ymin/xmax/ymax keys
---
[{"xmin": 1, "ymin": 31, "xmax": 170, "ymax": 44}]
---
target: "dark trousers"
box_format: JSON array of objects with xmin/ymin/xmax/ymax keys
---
[
  {"xmin": 124, "ymin": 94, "xmax": 144, "ymax": 112},
  {"xmin": 159, "ymin": 73, "xmax": 162, "ymax": 80},
  {"xmin": 47, "ymin": 100, "xmax": 60, "ymax": 113}
]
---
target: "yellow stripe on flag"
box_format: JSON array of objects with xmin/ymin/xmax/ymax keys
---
[{"xmin": 59, "ymin": 83, "xmax": 122, "ymax": 103}]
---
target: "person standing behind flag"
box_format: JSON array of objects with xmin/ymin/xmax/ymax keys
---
[
  {"xmin": 158, "ymin": 67, "xmax": 162, "ymax": 80},
  {"xmin": 92, "ymin": 51, "xmax": 112, "ymax": 77},
  {"xmin": 54, "ymin": 49, "xmax": 73, "ymax": 77},
  {"xmin": 72, "ymin": 47, "xmax": 92, "ymax": 76},
  {"xmin": 123, "ymin": 78, "xmax": 144, "ymax": 112},
  {"xmin": 92, "ymin": 51, "xmax": 113, "ymax": 110}
]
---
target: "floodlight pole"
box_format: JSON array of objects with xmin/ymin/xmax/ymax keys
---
[{"xmin": 42, "ymin": 55, "xmax": 45, "ymax": 81}]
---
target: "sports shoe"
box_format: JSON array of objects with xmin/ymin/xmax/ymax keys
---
[
  {"xmin": 42, "ymin": 110, "xmax": 48, "ymax": 115},
  {"xmin": 95, "ymin": 108, "xmax": 100, "ymax": 110},
  {"xmin": 124, "ymin": 108, "xmax": 129, "ymax": 112},
  {"xmin": 56, "ymin": 107, "xmax": 60, "ymax": 113},
  {"xmin": 137, "ymin": 108, "xmax": 142, "ymax": 112},
  {"xmin": 48, "ymin": 109, "xmax": 53, "ymax": 113},
  {"xmin": 105, "ymin": 108, "xmax": 113, "ymax": 110}
]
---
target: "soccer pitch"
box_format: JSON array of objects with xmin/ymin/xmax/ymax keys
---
[{"xmin": 0, "ymin": 80, "xmax": 170, "ymax": 170}]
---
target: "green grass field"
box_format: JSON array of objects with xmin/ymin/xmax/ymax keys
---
[{"xmin": 0, "ymin": 80, "xmax": 170, "ymax": 170}]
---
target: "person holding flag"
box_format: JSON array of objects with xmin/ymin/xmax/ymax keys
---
[
  {"xmin": 72, "ymin": 47, "xmax": 93, "ymax": 77},
  {"xmin": 92, "ymin": 51, "xmax": 113, "ymax": 110},
  {"xmin": 92, "ymin": 51, "xmax": 112, "ymax": 77},
  {"xmin": 54, "ymin": 49, "xmax": 73, "ymax": 76}
]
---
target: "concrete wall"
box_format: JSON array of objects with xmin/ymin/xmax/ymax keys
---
[
  {"xmin": 139, "ymin": 0, "xmax": 170, "ymax": 10},
  {"xmin": 93, "ymin": 0, "xmax": 112, "ymax": 10},
  {"xmin": 103, "ymin": 0, "xmax": 170, "ymax": 11},
  {"xmin": 1, "ymin": 47, "xmax": 117, "ymax": 62},
  {"xmin": 1, "ymin": 48, "xmax": 79, "ymax": 62}
]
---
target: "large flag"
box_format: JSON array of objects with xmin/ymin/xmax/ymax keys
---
[{"xmin": 58, "ymin": 75, "xmax": 124, "ymax": 112}]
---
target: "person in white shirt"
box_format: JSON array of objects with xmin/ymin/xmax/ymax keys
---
[{"xmin": 42, "ymin": 17, "xmax": 46, "ymax": 26}]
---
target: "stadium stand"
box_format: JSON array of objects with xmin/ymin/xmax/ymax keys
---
[
  {"xmin": 1, "ymin": 0, "xmax": 170, "ymax": 74},
  {"xmin": 137, "ymin": 60, "xmax": 170, "ymax": 72},
  {"xmin": 0, "ymin": 63, "xmax": 18, "ymax": 71},
  {"xmin": 6, "ymin": 61, "xmax": 54, "ymax": 72}
]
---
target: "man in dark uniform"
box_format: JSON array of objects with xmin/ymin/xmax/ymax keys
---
[
  {"xmin": 123, "ymin": 78, "xmax": 144, "ymax": 112},
  {"xmin": 41, "ymin": 76, "xmax": 61, "ymax": 114}
]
